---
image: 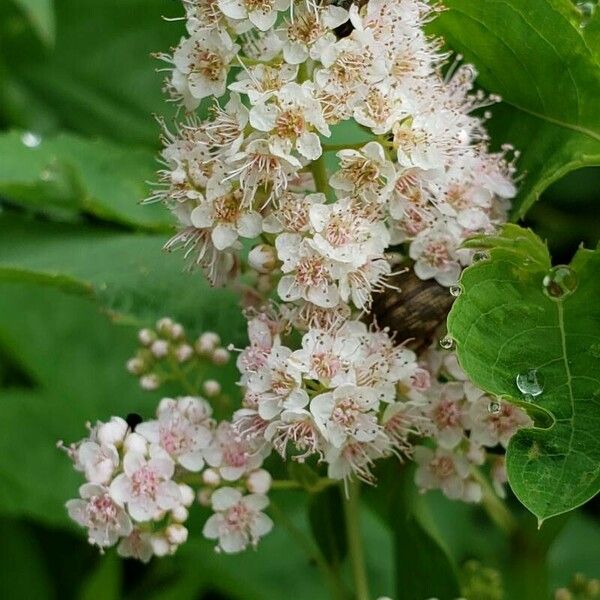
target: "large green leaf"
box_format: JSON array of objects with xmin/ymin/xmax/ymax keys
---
[
  {"xmin": 447, "ymin": 225, "xmax": 600, "ymax": 522},
  {"xmin": 0, "ymin": 213, "xmax": 246, "ymax": 339},
  {"xmin": 11, "ymin": 0, "xmax": 54, "ymax": 46},
  {"xmin": 0, "ymin": 0, "xmax": 180, "ymax": 146},
  {"xmin": 431, "ymin": 0, "xmax": 600, "ymax": 219},
  {"xmin": 0, "ymin": 131, "xmax": 169, "ymax": 229}
]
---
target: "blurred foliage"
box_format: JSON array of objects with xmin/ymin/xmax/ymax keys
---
[{"xmin": 0, "ymin": 0, "xmax": 599, "ymax": 598}]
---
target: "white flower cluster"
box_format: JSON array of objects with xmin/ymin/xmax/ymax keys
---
[
  {"xmin": 126, "ymin": 317, "xmax": 229, "ymax": 394},
  {"xmin": 412, "ymin": 349, "xmax": 533, "ymax": 502},
  {"xmin": 154, "ymin": 0, "xmax": 516, "ymax": 298},
  {"xmin": 63, "ymin": 395, "xmax": 273, "ymax": 560},
  {"xmin": 231, "ymin": 309, "xmax": 427, "ymax": 483}
]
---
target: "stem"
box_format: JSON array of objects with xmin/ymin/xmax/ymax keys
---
[
  {"xmin": 343, "ymin": 481, "xmax": 370, "ymax": 600},
  {"xmin": 472, "ymin": 468, "xmax": 517, "ymax": 535},
  {"xmin": 270, "ymin": 501, "xmax": 347, "ymax": 600},
  {"xmin": 309, "ymin": 154, "xmax": 334, "ymax": 201}
]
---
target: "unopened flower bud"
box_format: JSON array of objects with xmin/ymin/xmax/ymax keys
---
[
  {"xmin": 98, "ymin": 417, "xmax": 128, "ymax": 446},
  {"xmin": 248, "ymin": 244, "xmax": 277, "ymax": 274},
  {"xmin": 140, "ymin": 374, "xmax": 160, "ymax": 390},
  {"xmin": 156, "ymin": 317, "xmax": 174, "ymax": 336},
  {"xmin": 196, "ymin": 332, "xmax": 220, "ymax": 355},
  {"xmin": 202, "ymin": 468, "xmax": 221, "ymax": 486},
  {"xmin": 202, "ymin": 379, "xmax": 221, "ymax": 397},
  {"xmin": 166, "ymin": 524, "xmax": 188, "ymax": 545},
  {"xmin": 171, "ymin": 505, "xmax": 189, "ymax": 523},
  {"xmin": 126, "ymin": 357, "xmax": 145, "ymax": 375},
  {"xmin": 151, "ymin": 339, "xmax": 169, "ymax": 358},
  {"xmin": 178, "ymin": 484, "xmax": 195, "ymax": 507},
  {"xmin": 138, "ymin": 328, "xmax": 155, "ymax": 346},
  {"xmin": 176, "ymin": 344, "xmax": 194, "ymax": 363},
  {"xmin": 170, "ymin": 323, "xmax": 184, "ymax": 340},
  {"xmin": 212, "ymin": 348, "xmax": 230, "ymax": 365},
  {"xmin": 247, "ymin": 469, "xmax": 272, "ymax": 494},
  {"xmin": 198, "ymin": 489, "xmax": 212, "ymax": 507},
  {"xmin": 124, "ymin": 432, "xmax": 148, "ymax": 454},
  {"xmin": 151, "ymin": 534, "xmax": 171, "ymax": 557}
]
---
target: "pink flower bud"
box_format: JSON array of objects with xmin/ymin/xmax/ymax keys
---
[
  {"xmin": 196, "ymin": 332, "xmax": 221, "ymax": 355},
  {"xmin": 212, "ymin": 348, "xmax": 230, "ymax": 365},
  {"xmin": 138, "ymin": 329, "xmax": 155, "ymax": 346},
  {"xmin": 203, "ymin": 379, "xmax": 221, "ymax": 397},
  {"xmin": 202, "ymin": 468, "xmax": 221, "ymax": 486},
  {"xmin": 151, "ymin": 340, "xmax": 169, "ymax": 358},
  {"xmin": 247, "ymin": 469, "xmax": 272, "ymax": 494},
  {"xmin": 166, "ymin": 524, "xmax": 188, "ymax": 545},
  {"xmin": 140, "ymin": 374, "xmax": 160, "ymax": 391}
]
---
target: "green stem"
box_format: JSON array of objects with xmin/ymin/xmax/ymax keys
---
[
  {"xmin": 270, "ymin": 501, "xmax": 347, "ymax": 600},
  {"xmin": 472, "ymin": 468, "xmax": 517, "ymax": 535},
  {"xmin": 310, "ymin": 154, "xmax": 333, "ymax": 201},
  {"xmin": 321, "ymin": 142, "xmax": 367, "ymax": 152},
  {"xmin": 343, "ymin": 481, "xmax": 370, "ymax": 600}
]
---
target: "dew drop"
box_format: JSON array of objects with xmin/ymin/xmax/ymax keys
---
[
  {"xmin": 449, "ymin": 285, "xmax": 462, "ymax": 298},
  {"xmin": 439, "ymin": 335, "xmax": 454, "ymax": 350},
  {"xmin": 488, "ymin": 400, "xmax": 501, "ymax": 414},
  {"xmin": 472, "ymin": 250, "xmax": 490, "ymax": 263},
  {"xmin": 516, "ymin": 369, "xmax": 544, "ymax": 398},
  {"xmin": 21, "ymin": 131, "xmax": 42, "ymax": 148},
  {"xmin": 577, "ymin": 1, "xmax": 596, "ymax": 27},
  {"xmin": 589, "ymin": 343, "xmax": 600, "ymax": 359},
  {"xmin": 542, "ymin": 265, "xmax": 578, "ymax": 300}
]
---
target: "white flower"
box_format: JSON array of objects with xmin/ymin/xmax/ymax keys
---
[
  {"xmin": 229, "ymin": 63, "xmax": 298, "ymax": 105},
  {"xmin": 263, "ymin": 191, "xmax": 325, "ymax": 234},
  {"xmin": 218, "ymin": 0, "xmax": 290, "ymax": 32},
  {"xmin": 66, "ymin": 483, "xmax": 132, "ymax": 548},
  {"xmin": 279, "ymin": 4, "xmax": 349, "ymax": 65},
  {"xmin": 171, "ymin": 30, "xmax": 239, "ymax": 109},
  {"xmin": 425, "ymin": 382, "xmax": 470, "ymax": 449},
  {"xmin": 311, "ymin": 385, "xmax": 380, "ymax": 448},
  {"xmin": 276, "ymin": 234, "xmax": 340, "ymax": 308},
  {"xmin": 202, "ymin": 487, "xmax": 273, "ymax": 553},
  {"xmin": 109, "ymin": 450, "xmax": 182, "ymax": 522},
  {"xmin": 409, "ymin": 226, "xmax": 463, "ymax": 286},
  {"xmin": 77, "ymin": 441, "xmax": 120, "ymax": 485},
  {"xmin": 191, "ymin": 181, "xmax": 262, "ymax": 250},
  {"xmin": 204, "ymin": 422, "xmax": 266, "ymax": 481},
  {"xmin": 250, "ymin": 82, "xmax": 330, "ymax": 161},
  {"xmin": 414, "ymin": 446, "xmax": 482, "ymax": 502},
  {"xmin": 468, "ymin": 397, "xmax": 533, "ymax": 448},
  {"xmin": 246, "ymin": 345, "xmax": 309, "ymax": 420},
  {"xmin": 136, "ymin": 397, "xmax": 214, "ymax": 472},
  {"xmin": 330, "ymin": 142, "xmax": 396, "ymax": 203},
  {"xmin": 117, "ymin": 529, "xmax": 154, "ymax": 563}
]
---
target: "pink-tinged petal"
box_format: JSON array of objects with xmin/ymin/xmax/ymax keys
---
[
  {"xmin": 109, "ymin": 474, "xmax": 132, "ymax": 506},
  {"xmin": 211, "ymin": 487, "xmax": 242, "ymax": 511},
  {"xmin": 202, "ymin": 514, "xmax": 222, "ymax": 539}
]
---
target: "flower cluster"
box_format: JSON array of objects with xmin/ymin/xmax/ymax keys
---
[
  {"xmin": 154, "ymin": 0, "xmax": 516, "ymax": 301},
  {"xmin": 62, "ymin": 393, "xmax": 273, "ymax": 560},
  {"xmin": 231, "ymin": 309, "xmax": 426, "ymax": 484},
  {"xmin": 412, "ymin": 348, "xmax": 532, "ymax": 502},
  {"xmin": 127, "ymin": 317, "xmax": 229, "ymax": 396}
]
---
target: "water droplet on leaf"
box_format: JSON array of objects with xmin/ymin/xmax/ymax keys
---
[
  {"xmin": 543, "ymin": 265, "xmax": 578, "ymax": 300},
  {"xmin": 589, "ymin": 343, "xmax": 600, "ymax": 359},
  {"xmin": 516, "ymin": 369, "xmax": 544, "ymax": 398},
  {"xmin": 21, "ymin": 132, "xmax": 42, "ymax": 148},
  {"xmin": 449, "ymin": 285, "xmax": 462, "ymax": 297},
  {"xmin": 577, "ymin": 1, "xmax": 596, "ymax": 27},
  {"xmin": 439, "ymin": 335, "xmax": 454, "ymax": 350}
]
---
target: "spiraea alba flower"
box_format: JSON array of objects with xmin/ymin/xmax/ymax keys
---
[{"xmin": 64, "ymin": 0, "xmax": 530, "ymax": 562}]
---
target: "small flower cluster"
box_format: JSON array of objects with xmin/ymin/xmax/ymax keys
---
[
  {"xmin": 127, "ymin": 317, "xmax": 229, "ymax": 395},
  {"xmin": 62, "ymin": 394, "xmax": 273, "ymax": 560},
  {"xmin": 412, "ymin": 348, "xmax": 533, "ymax": 502},
  {"xmin": 154, "ymin": 0, "xmax": 516, "ymax": 300},
  {"xmin": 231, "ymin": 309, "xmax": 427, "ymax": 484}
]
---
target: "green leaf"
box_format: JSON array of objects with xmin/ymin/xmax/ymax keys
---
[
  {"xmin": 308, "ymin": 486, "xmax": 348, "ymax": 568},
  {"xmin": 79, "ymin": 555, "xmax": 122, "ymax": 600},
  {"xmin": 0, "ymin": 0, "xmax": 181, "ymax": 146},
  {"xmin": 447, "ymin": 224, "xmax": 600, "ymax": 522},
  {"xmin": 0, "ymin": 519, "xmax": 55, "ymax": 600},
  {"xmin": 0, "ymin": 131, "xmax": 169, "ymax": 229},
  {"xmin": 11, "ymin": 0, "xmax": 54, "ymax": 46},
  {"xmin": 0, "ymin": 213, "xmax": 246, "ymax": 339},
  {"xmin": 366, "ymin": 462, "xmax": 461, "ymax": 600},
  {"xmin": 431, "ymin": 0, "xmax": 600, "ymax": 219}
]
